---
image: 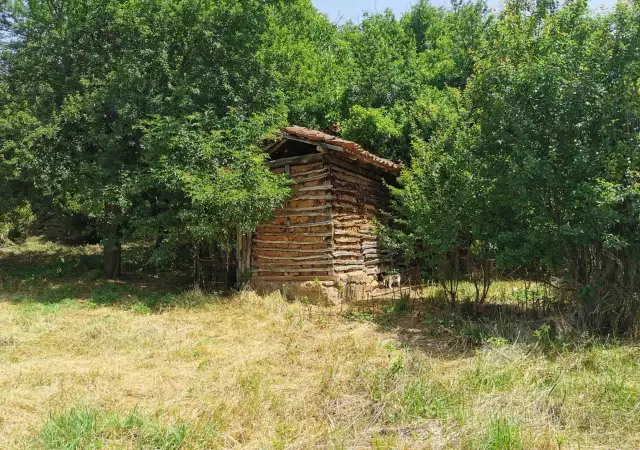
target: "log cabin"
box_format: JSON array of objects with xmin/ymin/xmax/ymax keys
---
[{"xmin": 238, "ymin": 126, "xmax": 401, "ymax": 303}]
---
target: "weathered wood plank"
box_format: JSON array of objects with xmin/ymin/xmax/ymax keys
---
[
  {"xmin": 332, "ymin": 251, "xmax": 360, "ymax": 257},
  {"xmin": 255, "ymin": 232, "xmax": 333, "ymax": 238},
  {"xmin": 287, "ymin": 194, "xmax": 332, "ymax": 201},
  {"xmin": 268, "ymin": 153, "xmax": 323, "ymax": 168},
  {"xmin": 252, "ymin": 268, "xmax": 332, "ymax": 273},
  {"xmin": 254, "ymin": 248, "xmax": 332, "ymax": 254},
  {"xmin": 255, "ymin": 240, "xmax": 331, "ymax": 245},
  {"xmin": 334, "ymin": 265, "xmax": 365, "ymax": 272},
  {"xmin": 289, "ymin": 172, "xmax": 329, "ymax": 183},
  {"xmin": 254, "ymin": 254, "xmax": 332, "ymax": 262},
  {"xmin": 333, "ymin": 260, "xmax": 364, "ymax": 266},
  {"xmin": 252, "ymin": 276, "xmax": 335, "ymax": 282},
  {"xmin": 275, "ymin": 205, "xmax": 332, "ymax": 213},
  {"xmin": 293, "ymin": 185, "xmax": 333, "ymax": 193},
  {"xmin": 257, "ymin": 220, "xmax": 331, "ymax": 229},
  {"xmin": 286, "ymin": 167, "xmax": 328, "ymax": 178},
  {"xmin": 254, "ymin": 260, "xmax": 332, "ymax": 267},
  {"xmin": 274, "ymin": 211, "xmax": 327, "ymax": 218}
]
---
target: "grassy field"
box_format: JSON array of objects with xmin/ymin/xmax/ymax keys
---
[{"xmin": 1, "ymin": 239, "xmax": 639, "ymax": 449}]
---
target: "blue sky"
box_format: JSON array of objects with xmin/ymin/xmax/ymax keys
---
[{"xmin": 312, "ymin": 0, "xmax": 618, "ymax": 23}]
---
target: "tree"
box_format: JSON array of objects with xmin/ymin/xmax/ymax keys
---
[
  {"xmin": 390, "ymin": 87, "xmax": 492, "ymax": 308},
  {"xmin": 134, "ymin": 109, "xmax": 290, "ymax": 288},
  {"xmin": 467, "ymin": 0, "xmax": 640, "ymax": 331},
  {"xmin": 1, "ymin": 0, "xmax": 289, "ymax": 277}
]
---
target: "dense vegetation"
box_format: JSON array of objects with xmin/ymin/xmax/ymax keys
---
[{"xmin": 1, "ymin": 0, "xmax": 639, "ymax": 333}]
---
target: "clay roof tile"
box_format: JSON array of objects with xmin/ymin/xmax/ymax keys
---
[{"xmin": 278, "ymin": 126, "xmax": 401, "ymax": 174}]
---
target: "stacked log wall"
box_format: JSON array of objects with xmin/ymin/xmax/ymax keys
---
[
  {"xmin": 329, "ymin": 156, "xmax": 393, "ymax": 280},
  {"xmin": 251, "ymin": 159, "xmax": 335, "ymax": 282}
]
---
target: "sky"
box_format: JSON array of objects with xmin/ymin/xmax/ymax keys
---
[{"xmin": 312, "ymin": 0, "xmax": 618, "ymax": 23}]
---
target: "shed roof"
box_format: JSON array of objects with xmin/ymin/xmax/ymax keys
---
[{"xmin": 279, "ymin": 125, "xmax": 401, "ymax": 174}]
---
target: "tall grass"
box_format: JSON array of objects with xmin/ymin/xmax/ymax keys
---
[{"xmin": 1, "ymin": 239, "xmax": 640, "ymax": 448}]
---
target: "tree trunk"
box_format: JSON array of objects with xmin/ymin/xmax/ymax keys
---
[
  {"xmin": 103, "ymin": 204, "xmax": 122, "ymax": 279},
  {"xmin": 236, "ymin": 229, "xmax": 252, "ymax": 288},
  {"xmin": 194, "ymin": 242, "xmax": 214, "ymax": 291}
]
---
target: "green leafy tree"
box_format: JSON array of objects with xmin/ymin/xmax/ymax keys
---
[
  {"xmin": 1, "ymin": 0, "xmax": 289, "ymax": 277},
  {"xmin": 468, "ymin": 0, "xmax": 640, "ymax": 331},
  {"xmin": 134, "ymin": 109, "xmax": 290, "ymax": 288}
]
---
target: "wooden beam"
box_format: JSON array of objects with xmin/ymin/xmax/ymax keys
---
[
  {"xmin": 252, "ymin": 276, "xmax": 335, "ymax": 282},
  {"xmin": 288, "ymin": 194, "xmax": 332, "ymax": 201},
  {"xmin": 268, "ymin": 153, "xmax": 323, "ymax": 169},
  {"xmin": 275, "ymin": 205, "xmax": 332, "ymax": 213},
  {"xmin": 287, "ymin": 167, "xmax": 328, "ymax": 178},
  {"xmin": 293, "ymin": 185, "xmax": 332, "ymax": 193},
  {"xmin": 254, "ymin": 239, "xmax": 330, "ymax": 245},
  {"xmin": 274, "ymin": 211, "xmax": 328, "ymax": 218},
  {"xmin": 332, "ymin": 251, "xmax": 360, "ymax": 257},
  {"xmin": 252, "ymin": 268, "xmax": 332, "ymax": 273},
  {"xmin": 254, "ymin": 254, "xmax": 332, "ymax": 262},
  {"xmin": 257, "ymin": 220, "xmax": 331, "ymax": 229},
  {"xmin": 267, "ymin": 138, "xmax": 287, "ymax": 154},
  {"xmin": 253, "ymin": 248, "xmax": 332, "ymax": 254},
  {"xmin": 254, "ymin": 260, "xmax": 333, "ymax": 267},
  {"xmin": 255, "ymin": 232, "xmax": 332, "ymax": 237},
  {"xmin": 289, "ymin": 172, "xmax": 330, "ymax": 184}
]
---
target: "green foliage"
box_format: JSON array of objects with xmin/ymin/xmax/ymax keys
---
[
  {"xmin": 37, "ymin": 408, "xmax": 190, "ymax": 450},
  {"xmin": 342, "ymin": 105, "xmax": 406, "ymax": 161},
  {"xmin": 469, "ymin": 417, "xmax": 523, "ymax": 450},
  {"xmin": 134, "ymin": 109, "xmax": 290, "ymax": 260},
  {"xmin": 0, "ymin": 200, "xmax": 34, "ymax": 243},
  {"xmin": 1, "ymin": 0, "xmax": 292, "ymax": 277},
  {"xmin": 466, "ymin": 0, "xmax": 640, "ymax": 331}
]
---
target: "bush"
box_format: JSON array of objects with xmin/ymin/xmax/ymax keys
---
[{"xmin": 0, "ymin": 201, "xmax": 35, "ymax": 244}]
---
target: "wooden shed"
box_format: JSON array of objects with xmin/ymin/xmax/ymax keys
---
[{"xmin": 240, "ymin": 125, "xmax": 401, "ymax": 303}]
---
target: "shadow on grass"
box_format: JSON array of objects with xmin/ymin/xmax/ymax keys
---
[
  {"xmin": 0, "ymin": 238, "xmax": 195, "ymax": 310},
  {"xmin": 342, "ymin": 292, "xmax": 592, "ymax": 359}
]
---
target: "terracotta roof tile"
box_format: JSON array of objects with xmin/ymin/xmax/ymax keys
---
[{"xmin": 280, "ymin": 126, "xmax": 401, "ymax": 174}]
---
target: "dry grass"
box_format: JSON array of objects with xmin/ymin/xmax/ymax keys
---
[{"xmin": 1, "ymin": 239, "xmax": 640, "ymax": 449}]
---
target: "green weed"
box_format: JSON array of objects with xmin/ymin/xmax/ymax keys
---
[
  {"xmin": 469, "ymin": 417, "xmax": 523, "ymax": 450},
  {"xmin": 36, "ymin": 408, "xmax": 190, "ymax": 450}
]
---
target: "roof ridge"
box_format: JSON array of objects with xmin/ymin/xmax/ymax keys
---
[{"xmin": 279, "ymin": 126, "xmax": 401, "ymax": 174}]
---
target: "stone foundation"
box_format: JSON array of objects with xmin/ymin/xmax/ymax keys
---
[{"xmin": 251, "ymin": 273, "xmax": 382, "ymax": 305}]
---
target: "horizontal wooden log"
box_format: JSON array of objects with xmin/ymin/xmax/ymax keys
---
[
  {"xmin": 332, "ymin": 260, "xmax": 364, "ymax": 266},
  {"xmin": 274, "ymin": 211, "xmax": 327, "ymax": 218},
  {"xmin": 334, "ymin": 265, "xmax": 365, "ymax": 272},
  {"xmin": 293, "ymin": 184, "xmax": 332, "ymax": 193},
  {"xmin": 289, "ymin": 172, "xmax": 329, "ymax": 184},
  {"xmin": 253, "ymin": 248, "xmax": 332, "ymax": 254},
  {"xmin": 252, "ymin": 276, "xmax": 335, "ymax": 282},
  {"xmin": 256, "ymin": 232, "xmax": 332, "ymax": 238},
  {"xmin": 287, "ymin": 195, "xmax": 332, "ymax": 201},
  {"xmin": 269, "ymin": 153, "xmax": 323, "ymax": 168},
  {"xmin": 332, "ymin": 251, "xmax": 361, "ymax": 257},
  {"xmin": 287, "ymin": 167, "xmax": 328, "ymax": 178},
  {"xmin": 334, "ymin": 230, "xmax": 364, "ymax": 236},
  {"xmin": 254, "ymin": 254, "xmax": 332, "ymax": 262},
  {"xmin": 252, "ymin": 268, "xmax": 332, "ymax": 273},
  {"xmin": 254, "ymin": 260, "xmax": 332, "ymax": 267},
  {"xmin": 255, "ymin": 240, "xmax": 330, "ymax": 245},
  {"xmin": 275, "ymin": 205, "xmax": 331, "ymax": 213},
  {"xmin": 257, "ymin": 220, "xmax": 331, "ymax": 229}
]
